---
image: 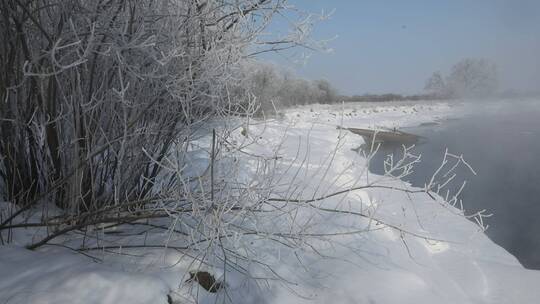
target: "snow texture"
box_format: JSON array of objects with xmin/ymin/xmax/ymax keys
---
[{"xmin": 2, "ymin": 100, "xmax": 539, "ymax": 304}]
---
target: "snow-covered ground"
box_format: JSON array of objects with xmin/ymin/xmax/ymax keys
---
[
  {"xmin": 2, "ymin": 100, "xmax": 540, "ymax": 304},
  {"xmin": 282, "ymin": 100, "xmax": 458, "ymax": 129}
]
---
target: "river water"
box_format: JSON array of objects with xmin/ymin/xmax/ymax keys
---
[{"xmin": 368, "ymin": 100, "xmax": 540, "ymax": 269}]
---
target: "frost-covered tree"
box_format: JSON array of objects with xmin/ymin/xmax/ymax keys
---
[
  {"xmin": 237, "ymin": 61, "xmax": 338, "ymax": 112},
  {"xmin": 0, "ymin": 0, "xmax": 321, "ymax": 225},
  {"xmin": 424, "ymin": 71, "xmax": 448, "ymax": 97},
  {"xmin": 446, "ymin": 58, "xmax": 498, "ymax": 98},
  {"xmin": 242, "ymin": 62, "xmax": 284, "ymax": 111},
  {"xmin": 313, "ymin": 79, "xmax": 338, "ymax": 103}
]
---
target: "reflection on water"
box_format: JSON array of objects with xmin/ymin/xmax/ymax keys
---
[{"xmin": 367, "ymin": 101, "xmax": 540, "ymax": 269}]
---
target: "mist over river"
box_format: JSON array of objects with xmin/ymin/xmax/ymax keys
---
[{"xmin": 369, "ymin": 100, "xmax": 540, "ymax": 269}]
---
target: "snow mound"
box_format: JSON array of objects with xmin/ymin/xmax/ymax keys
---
[{"xmin": 0, "ymin": 246, "xmax": 170, "ymax": 304}]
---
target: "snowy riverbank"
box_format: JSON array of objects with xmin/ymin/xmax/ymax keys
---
[
  {"xmin": 283, "ymin": 100, "xmax": 458, "ymax": 129},
  {"xmin": 2, "ymin": 100, "xmax": 540, "ymax": 304}
]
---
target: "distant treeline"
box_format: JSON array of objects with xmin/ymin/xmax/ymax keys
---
[
  {"xmin": 246, "ymin": 58, "xmax": 536, "ymax": 113},
  {"xmin": 238, "ymin": 62, "xmax": 339, "ymax": 112},
  {"xmin": 339, "ymin": 93, "xmax": 447, "ymax": 103},
  {"xmin": 242, "ymin": 62, "xmax": 448, "ymax": 114}
]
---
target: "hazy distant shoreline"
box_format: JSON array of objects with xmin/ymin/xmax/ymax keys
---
[{"xmin": 338, "ymin": 92, "xmax": 540, "ymax": 104}]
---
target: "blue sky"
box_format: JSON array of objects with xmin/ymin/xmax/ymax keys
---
[{"xmin": 261, "ymin": 0, "xmax": 540, "ymax": 95}]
